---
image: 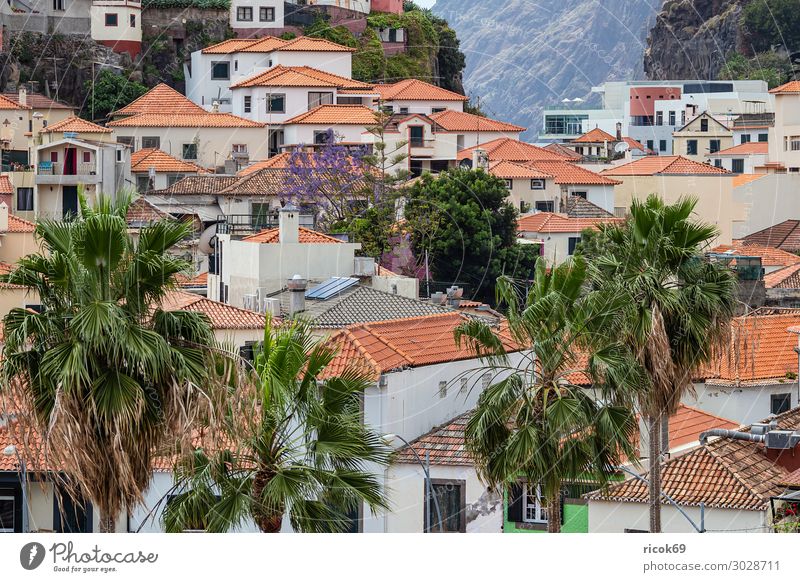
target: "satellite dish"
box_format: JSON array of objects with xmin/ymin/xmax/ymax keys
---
[
  {"xmin": 198, "ymin": 224, "xmax": 217, "ymax": 255},
  {"xmin": 459, "ymin": 159, "xmax": 473, "ymax": 169},
  {"xmin": 614, "ymin": 141, "xmax": 630, "ymax": 153}
]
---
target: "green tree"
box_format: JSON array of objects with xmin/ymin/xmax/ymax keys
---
[
  {"xmin": 743, "ymin": 0, "xmax": 800, "ymax": 53},
  {"xmin": 455, "ymin": 259, "xmax": 640, "ymax": 532},
  {"xmin": 0, "ymin": 193, "xmax": 221, "ymax": 532},
  {"xmin": 84, "ymin": 69, "xmax": 147, "ymax": 121},
  {"xmin": 589, "ymin": 195, "xmax": 737, "ymax": 532},
  {"xmin": 164, "ymin": 319, "xmax": 391, "ymax": 533},
  {"xmin": 718, "ymin": 51, "xmax": 792, "ymax": 88},
  {"xmin": 404, "ymin": 168, "xmax": 537, "ymax": 304}
]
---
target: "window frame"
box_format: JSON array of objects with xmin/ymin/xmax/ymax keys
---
[
  {"xmin": 686, "ymin": 139, "xmax": 698, "ymax": 155},
  {"xmin": 408, "ymin": 125, "xmax": 425, "ymax": 147},
  {"xmin": 700, "ymin": 117, "xmax": 709, "ymax": 132},
  {"xmin": 210, "ymin": 61, "xmax": 230, "ymax": 81},
  {"xmin": 731, "ymin": 158, "xmax": 745, "ymax": 174},
  {"xmin": 105, "ymin": 12, "xmax": 118, "ymax": 27},
  {"xmin": 259, "ymin": 6, "xmax": 275, "ymax": 22},
  {"xmin": 530, "ymin": 179, "xmax": 545, "ymax": 190},
  {"xmin": 141, "ymin": 136, "xmax": 160, "ymax": 150},
  {"xmin": 503, "ymin": 179, "xmax": 513, "ymax": 189},
  {"xmin": 659, "ymin": 139, "xmax": 667, "ymax": 152},
  {"xmin": 130, "ymin": 13, "xmax": 136, "ymax": 28},
  {"xmin": 568, "ymin": 236, "xmax": 581, "ymax": 256},
  {"xmin": 267, "ymin": 93, "xmax": 286, "ymax": 114},
  {"xmin": 709, "ymin": 139, "xmax": 721, "ymax": 154},
  {"xmin": 182, "ymin": 143, "xmax": 198, "ymax": 160},
  {"xmin": 236, "ymin": 6, "xmax": 253, "ymax": 21},
  {"xmin": 243, "ymin": 95, "xmax": 252, "ymax": 114},
  {"xmin": 522, "ymin": 482, "xmax": 548, "ymax": 524},
  {"xmin": 424, "ymin": 478, "xmax": 466, "ymax": 533},
  {"xmin": 16, "ymin": 187, "xmax": 34, "ymax": 212},
  {"xmin": 308, "ymin": 91, "xmax": 334, "ymax": 109},
  {"xmin": 0, "ymin": 494, "xmax": 15, "ymax": 533},
  {"xmin": 771, "ymin": 393, "xmax": 792, "ymax": 415},
  {"xmin": 740, "ymin": 134, "xmax": 751, "ymax": 144},
  {"xmin": 535, "ymin": 201, "xmax": 554, "ymax": 213}
]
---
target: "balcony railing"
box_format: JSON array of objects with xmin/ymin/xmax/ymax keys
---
[{"xmin": 37, "ymin": 161, "xmax": 97, "ymax": 176}]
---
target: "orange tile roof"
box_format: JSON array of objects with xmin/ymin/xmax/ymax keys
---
[
  {"xmin": 0, "ymin": 94, "xmax": 28, "ymax": 110},
  {"xmin": 742, "ymin": 220, "xmax": 800, "ymax": 252},
  {"xmin": 107, "ymin": 112, "xmax": 264, "ymax": 128},
  {"xmin": 160, "ymin": 290, "xmax": 266, "ymax": 329},
  {"xmin": 711, "ymin": 241, "xmax": 800, "ymax": 268},
  {"xmin": 517, "ymin": 212, "xmax": 622, "ymax": 234},
  {"xmin": 428, "ymin": 109, "xmax": 525, "ymax": 132},
  {"xmin": 5, "ymin": 214, "xmax": 35, "ymax": 233},
  {"xmin": 242, "ymin": 226, "xmax": 344, "ymax": 244},
  {"xmin": 0, "ymin": 175, "xmax": 12, "ymax": 195},
  {"xmin": 282, "ymin": 104, "xmax": 378, "ymax": 125},
  {"xmin": 764, "ymin": 264, "xmax": 800, "ymax": 289},
  {"xmin": 601, "ymin": 155, "xmax": 730, "ymax": 176},
  {"xmin": 237, "ymin": 153, "xmax": 291, "ymax": 175},
  {"xmin": 231, "ymin": 65, "xmax": 373, "ymax": 90},
  {"xmin": 374, "ymin": 78, "xmax": 468, "ymax": 102},
  {"xmin": 457, "ymin": 138, "xmax": 574, "ymax": 163},
  {"xmin": 732, "ymin": 173, "xmax": 765, "ymax": 188},
  {"xmin": 280, "ymin": 36, "xmax": 356, "ymax": 52},
  {"xmin": 769, "ymin": 80, "xmax": 800, "ymax": 94},
  {"xmin": 572, "ymin": 127, "xmax": 617, "ymax": 143},
  {"xmin": 622, "ymin": 136, "xmax": 652, "ymax": 153},
  {"xmin": 177, "ymin": 271, "xmax": 208, "ymax": 288},
  {"xmin": 111, "ymin": 83, "xmax": 206, "ymax": 117},
  {"xmin": 130, "ymin": 148, "xmax": 208, "ymax": 173},
  {"xmin": 544, "ymin": 142, "xmax": 583, "ymax": 160},
  {"xmin": 710, "ymin": 142, "xmax": 769, "ymax": 156},
  {"xmin": 2, "ymin": 92, "xmax": 71, "ymax": 110},
  {"xmin": 703, "ymin": 312, "xmax": 800, "ymax": 383},
  {"xmin": 40, "ymin": 115, "xmax": 110, "ymax": 134},
  {"xmin": 488, "ymin": 160, "xmax": 551, "ymax": 179},
  {"xmin": 525, "ymin": 160, "xmax": 621, "ymax": 185},
  {"xmin": 321, "ymin": 312, "xmax": 518, "ymax": 380},
  {"xmin": 667, "ymin": 405, "xmax": 739, "ymax": 449},
  {"xmin": 201, "ymin": 35, "xmax": 355, "ymax": 54},
  {"xmin": 126, "ymin": 197, "xmax": 171, "ymax": 224}
]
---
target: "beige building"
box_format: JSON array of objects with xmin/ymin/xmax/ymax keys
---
[
  {"xmin": 0, "ymin": 203, "xmax": 39, "ymax": 316},
  {"xmin": 672, "ymin": 111, "xmax": 734, "ymax": 163},
  {"xmin": 765, "ymin": 81, "xmax": 800, "ymax": 173},
  {"xmin": 602, "ymin": 155, "xmax": 742, "ymax": 245}
]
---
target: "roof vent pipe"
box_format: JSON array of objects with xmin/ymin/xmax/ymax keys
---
[{"xmin": 699, "ymin": 429, "xmax": 765, "ymax": 446}]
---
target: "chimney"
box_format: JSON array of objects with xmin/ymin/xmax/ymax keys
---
[
  {"xmin": 279, "ymin": 203, "xmax": 299, "ymax": 244},
  {"xmin": 0, "ymin": 202, "xmax": 8, "ymax": 233},
  {"xmin": 615, "ymin": 122, "xmax": 622, "ymax": 141},
  {"xmin": 287, "ymin": 274, "xmax": 307, "ymax": 316},
  {"xmin": 18, "ymin": 86, "xmax": 27, "ymax": 108},
  {"xmin": 211, "ymin": 100, "xmax": 220, "ymax": 113},
  {"xmin": 472, "ymin": 148, "xmax": 488, "ymax": 171}
]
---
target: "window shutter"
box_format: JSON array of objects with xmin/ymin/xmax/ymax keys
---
[{"xmin": 507, "ymin": 482, "xmax": 523, "ymax": 523}]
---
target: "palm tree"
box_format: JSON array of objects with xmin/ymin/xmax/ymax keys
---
[
  {"xmin": 163, "ymin": 319, "xmax": 391, "ymax": 533},
  {"xmin": 0, "ymin": 194, "xmax": 221, "ymax": 532},
  {"xmin": 588, "ymin": 194, "xmax": 737, "ymax": 532},
  {"xmin": 454, "ymin": 258, "xmax": 640, "ymax": 533}
]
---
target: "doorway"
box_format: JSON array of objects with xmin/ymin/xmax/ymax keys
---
[
  {"xmin": 62, "ymin": 186, "xmax": 79, "ymax": 218},
  {"xmin": 64, "ymin": 148, "xmax": 77, "ymax": 175}
]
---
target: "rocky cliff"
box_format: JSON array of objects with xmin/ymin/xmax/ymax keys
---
[
  {"xmin": 433, "ymin": 0, "xmax": 662, "ymax": 137},
  {"xmin": 644, "ymin": 0, "xmax": 749, "ymax": 80}
]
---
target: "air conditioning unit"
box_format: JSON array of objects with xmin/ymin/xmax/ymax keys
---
[
  {"xmin": 354, "ymin": 257, "xmax": 376, "ymax": 277},
  {"xmin": 764, "ymin": 430, "xmax": 800, "ymax": 450},
  {"xmin": 243, "ymin": 293, "xmax": 257, "ymax": 311},
  {"xmin": 262, "ymin": 298, "xmax": 281, "ymax": 317}
]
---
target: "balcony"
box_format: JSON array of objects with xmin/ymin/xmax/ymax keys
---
[
  {"xmin": 36, "ymin": 161, "xmax": 100, "ymax": 185},
  {"xmin": 409, "ymin": 138, "xmax": 435, "ymax": 157}
]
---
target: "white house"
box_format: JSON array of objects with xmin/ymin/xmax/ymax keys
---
[
  {"xmin": 229, "ymin": 0, "xmax": 283, "ymax": 35},
  {"xmin": 282, "ymin": 104, "xmax": 378, "ymax": 147},
  {"xmin": 89, "ymin": 0, "xmax": 142, "ymax": 58},
  {"xmin": 373, "ymin": 78, "xmax": 467, "ymax": 115},
  {"xmin": 516, "ymin": 210, "xmax": 622, "ymax": 265},
  {"xmin": 765, "ymin": 81, "xmax": 800, "ymax": 173},
  {"xmin": 427, "ymin": 109, "xmax": 525, "ymax": 153},
  {"xmin": 707, "ymin": 141, "xmax": 769, "ymax": 174},
  {"xmin": 130, "ymin": 148, "xmax": 208, "ymax": 192}
]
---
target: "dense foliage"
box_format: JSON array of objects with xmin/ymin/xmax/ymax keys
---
[
  {"xmin": 742, "ymin": 0, "xmax": 800, "ymax": 53},
  {"xmin": 718, "ymin": 51, "xmax": 793, "ymax": 88},
  {"xmin": 404, "ymin": 168, "xmax": 538, "ymax": 304},
  {"xmin": 142, "ymin": 0, "xmax": 230, "ymax": 8},
  {"xmin": 84, "ymin": 69, "xmax": 148, "ymax": 121}
]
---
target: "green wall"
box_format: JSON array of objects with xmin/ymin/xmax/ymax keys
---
[{"xmin": 503, "ymin": 496, "xmax": 589, "ymax": 533}]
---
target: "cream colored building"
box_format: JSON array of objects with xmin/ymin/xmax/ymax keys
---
[
  {"xmin": 672, "ymin": 111, "xmax": 734, "ymax": 163},
  {"xmin": 765, "ymin": 81, "xmax": 800, "ymax": 173}
]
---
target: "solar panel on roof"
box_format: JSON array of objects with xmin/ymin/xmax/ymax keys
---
[{"xmin": 305, "ymin": 277, "xmax": 359, "ymax": 300}]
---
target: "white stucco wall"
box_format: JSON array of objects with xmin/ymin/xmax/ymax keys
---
[
  {"xmin": 683, "ymin": 381, "xmax": 799, "ymax": 426},
  {"xmin": 283, "ymin": 123, "xmax": 367, "ymax": 146},
  {"xmin": 384, "ymin": 100, "xmax": 464, "ymax": 115},
  {"xmin": 732, "ymin": 173, "xmax": 800, "ymax": 239},
  {"xmin": 588, "ymin": 500, "xmax": 766, "ymax": 533}
]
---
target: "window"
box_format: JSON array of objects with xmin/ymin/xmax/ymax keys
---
[
  {"xmin": 267, "ymin": 94, "xmax": 285, "ymax": 113},
  {"xmin": 713, "ymin": 159, "xmax": 722, "ymax": 168},
  {"xmin": 740, "ymin": 134, "xmax": 751, "ymax": 144},
  {"xmin": 136, "ymin": 175, "xmax": 150, "ymax": 193},
  {"xmin": 731, "ymin": 159, "xmax": 745, "ymax": 174},
  {"xmin": 432, "ymin": 107, "xmax": 446, "ymax": 113},
  {"xmin": 426, "ymin": 479, "xmax": 465, "ymax": 533},
  {"xmin": 659, "ymin": 139, "xmax": 667, "ymax": 152},
  {"xmin": 409, "ymin": 126, "xmax": 424, "ymax": 147},
  {"xmin": 438, "ymin": 380, "xmax": 447, "ymax": 399},
  {"xmin": 758, "ymin": 133, "xmax": 768, "ymax": 142},
  {"xmin": 700, "ymin": 117, "xmax": 709, "ymax": 132},
  {"xmin": 656, "ymin": 111, "xmax": 663, "ymax": 126},
  {"xmin": 313, "ymin": 130, "xmax": 332, "ymax": 145},
  {"xmin": 182, "ymin": 143, "xmax": 198, "ymax": 160},
  {"xmin": 503, "ymin": 179, "xmax": 513, "ymax": 189},
  {"xmin": 116, "ymin": 149, "xmax": 123, "ymax": 163},
  {"xmin": 772, "ymin": 393, "xmax": 792, "ymax": 415},
  {"xmin": 399, "ymin": 107, "xmax": 409, "ymax": 114},
  {"xmin": 52, "ymin": 0, "xmax": 63, "ymax": 9},
  {"xmin": 105, "ymin": 13, "xmax": 118, "ymax": 27},
  {"xmin": 232, "ymin": 144, "xmax": 248, "ymax": 154},
  {"xmin": 572, "ymin": 191, "xmax": 587, "ymax": 199},
  {"xmin": 456, "ymin": 135, "xmax": 465, "ymax": 151},
  {"xmin": 337, "ymin": 96, "xmax": 362, "ymax": 105},
  {"xmin": 647, "ymin": 139, "xmax": 654, "ymax": 151},
  {"xmin": 141, "ymin": 136, "xmax": 160, "ymax": 149},
  {"xmin": 522, "ymin": 483, "xmax": 548, "ymax": 524},
  {"xmin": 16, "ymin": 187, "xmax": 33, "ymax": 211},
  {"xmin": 234, "ymin": 60, "xmax": 238, "ymax": 72},
  {"xmin": 260, "ymin": 6, "xmax": 275, "ymax": 21},
  {"xmin": 460, "ymin": 377, "xmax": 468, "ymax": 394},
  {"xmin": 167, "ymin": 174, "xmax": 185, "ymax": 187},
  {"xmin": 686, "ymin": 139, "xmax": 698, "ymax": 155},
  {"xmin": 236, "ymin": 6, "xmax": 253, "ymax": 21},
  {"xmin": 117, "ymin": 136, "xmax": 134, "ymax": 147},
  {"xmin": 568, "ymin": 236, "xmax": 581, "ymax": 255},
  {"xmin": 531, "ymin": 179, "xmax": 545, "ymax": 190},
  {"xmin": 535, "ymin": 201, "xmax": 554, "ymax": 212},
  {"xmin": 243, "ymin": 95, "xmax": 251, "ymax": 113},
  {"xmin": 709, "ymin": 139, "xmax": 721, "ymax": 154},
  {"xmin": 409, "ymin": 159, "xmax": 423, "ymax": 177},
  {"xmin": 681, "ymin": 111, "xmax": 686, "ymax": 126},
  {"xmin": 211, "ymin": 61, "xmax": 230, "ymax": 80},
  {"xmin": 50, "ymin": 151, "xmax": 58, "ymax": 163},
  {"xmin": 0, "ymin": 495, "xmax": 15, "ymax": 533},
  {"xmin": 308, "ymin": 92, "xmax": 334, "ymax": 109},
  {"xmin": 82, "ymin": 151, "xmax": 91, "ymax": 163},
  {"xmin": 668, "ymin": 110, "xmax": 676, "ymax": 126},
  {"xmin": 130, "ymin": 13, "xmax": 136, "ymax": 27},
  {"xmin": 790, "ymin": 136, "xmax": 800, "ymax": 151}
]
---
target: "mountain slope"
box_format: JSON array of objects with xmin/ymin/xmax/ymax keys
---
[{"xmin": 433, "ymin": 0, "xmax": 662, "ymax": 137}]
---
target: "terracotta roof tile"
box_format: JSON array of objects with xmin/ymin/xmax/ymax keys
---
[
  {"xmin": 544, "ymin": 142, "xmax": 583, "ymax": 160},
  {"xmin": 764, "ymin": 264, "xmax": 800, "ymax": 289},
  {"xmin": 601, "ymin": 155, "xmax": 730, "ymax": 176},
  {"xmin": 242, "ymin": 226, "xmax": 343, "ymax": 244},
  {"xmin": 525, "ymin": 160, "xmax": 621, "ymax": 185},
  {"xmin": 126, "ymin": 197, "xmax": 171, "ymax": 225},
  {"xmin": 5, "ymin": 214, "xmax": 36, "ymax": 233},
  {"xmin": 374, "ymin": 78, "xmax": 467, "ymax": 102},
  {"xmin": 130, "ymin": 148, "xmax": 208, "ymax": 173},
  {"xmin": 107, "ymin": 112, "xmax": 264, "ymax": 128},
  {"xmin": 562, "ymin": 195, "xmax": 614, "ymax": 218},
  {"xmin": 279, "ymin": 36, "xmax": 356, "ymax": 52},
  {"xmin": 769, "ymin": 80, "xmax": 800, "ymax": 94},
  {"xmin": 0, "ymin": 94, "xmax": 28, "ymax": 110},
  {"xmin": 40, "ymin": 115, "xmax": 111, "ymax": 134},
  {"xmin": 710, "ymin": 141, "xmax": 768, "ymax": 156},
  {"xmin": 732, "ymin": 173, "xmax": 765, "ymax": 188},
  {"xmin": 231, "ymin": 65, "xmax": 373, "ymax": 90},
  {"xmin": 488, "ymin": 160, "xmax": 551, "ymax": 179},
  {"xmin": 742, "ymin": 220, "xmax": 800, "ymax": 253},
  {"xmin": 111, "ymin": 83, "xmax": 206, "ymax": 117},
  {"xmin": 282, "ymin": 104, "xmax": 378, "ymax": 125},
  {"xmin": 429, "ymin": 109, "xmax": 525, "ymax": 132},
  {"xmin": 160, "ymin": 290, "xmax": 266, "ymax": 329},
  {"xmin": 572, "ymin": 127, "xmax": 616, "ymax": 143},
  {"xmin": 2, "ymin": 92, "xmax": 72, "ymax": 110},
  {"xmin": 622, "ymin": 136, "xmax": 653, "ymax": 153},
  {"xmin": 201, "ymin": 35, "xmax": 354, "ymax": 54},
  {"xmin": 457, "ymin": 138, "xmax": 574, "ymax": 163},
  {"xmin": 710, "ymin": 241, "xmax": 800, "ymax": 268},
  {"xmin": 517, "ymin": 212, "xmax": 622, "ymax": 234},
  {"xmin": 177, "ymin": 271, "xmax": 208, "ymax": 288},
  {"xmin": 155, "ymin": 175, "xmax": 239, "ymax": 195},
  {"xmin": 0, "ymin": 175, "xmax": 12, "ymax": 195},
  {"xmin": 238, "ymin": 153, "xmax": 291, "ymax": 175}
]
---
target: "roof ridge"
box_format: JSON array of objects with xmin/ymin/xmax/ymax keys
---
[{"xmin": 360, "ymin": 321, "xmax": 416, "ymax": 367}]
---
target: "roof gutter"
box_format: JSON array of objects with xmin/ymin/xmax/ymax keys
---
[{"xmin": 699, "ymin": 429, "xmax": 765, "ymax": 446}]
